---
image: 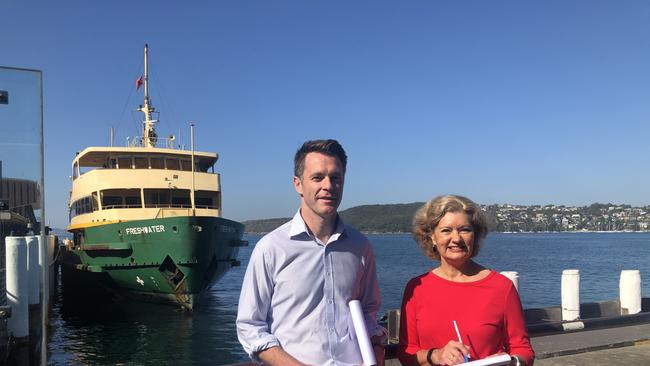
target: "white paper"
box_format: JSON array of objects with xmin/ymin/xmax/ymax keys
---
[
  {"xmin": 458, "ymin": 354, "xmax": 512, "ymax": 366},
  {"xmin": 348, "ymin": 300, "xmax": 377, "ymax": 366}
]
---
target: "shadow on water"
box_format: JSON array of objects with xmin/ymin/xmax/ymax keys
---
[{"xmin": 48, "ymin": 271, "xmax": 251, "ymax": 365}]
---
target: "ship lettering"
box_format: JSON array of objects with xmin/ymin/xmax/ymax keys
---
[
  {"xmin": 125, "ymin": 225, "xmax": 166, "ymax": 235},
  {"xmin": 220, "ymin": 225, "xmax": 236, "ymax": 233}
]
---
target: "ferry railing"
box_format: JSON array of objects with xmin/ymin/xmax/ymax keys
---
[
  {"xmin": 155, "ymin": 207, "xmax": 192, "ymax": 219},
  {"xmin": 101, "ymin": 204, "xmax": 145, "ymax": 210},
  {"xmin": 127, "ymin": 136, "xmax": 178, "ymax": 149}
]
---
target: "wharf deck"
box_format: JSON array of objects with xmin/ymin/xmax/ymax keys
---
[
  {"xmin": 531, "ymin": 322, "xmax": 650, "ymax": 365},
  {"xmin": 383, "ymin": 322, "xmax": 650, "ymax": 366},
  {"xmin": 532, "ymin": 322, "xmax": 650, "ymax": 359},
  {"xmin": 535, "ymin": 342, "xmax": 650, "ymax": 365}
]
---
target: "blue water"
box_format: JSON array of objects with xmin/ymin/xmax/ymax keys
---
[{"xmin": 47, "ymin": 232, "xmax": 650, "ymax": 365}]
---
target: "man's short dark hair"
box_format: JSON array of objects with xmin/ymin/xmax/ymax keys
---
[{"xmin": 294, "ymin": 139, "xmax": 347, "ymax": 178}]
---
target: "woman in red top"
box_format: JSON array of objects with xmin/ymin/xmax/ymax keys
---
[{"xmin": 398, "ymin": 195, "xmax": 534, "ymax": 366}]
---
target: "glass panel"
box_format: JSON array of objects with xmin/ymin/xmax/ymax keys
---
[
  {"xmin": 180, "ymin": 159, "xmax": 192, "ymax": 171},
  {"xmin": 150, "ymin": 157, "xmax": 164, "ymax": 169},
  {"xmin": 165, "ymin": 158, "xmax": 180, "ymax": 170},
  {"xmin": 171, "ymin": 189, "xmax": 191, "ymax": 207},
  {"xmin": 144, "ymin": 188, "xmax": 189, "ymax": 208},
  {"xmin": 134, "ymin": 157, "xmax": 149, "ymax": 169},
  {"xmin": 101, "ymin": 189, "xmax": 141, "ymax": 209},
  {"xmin": 195, "ymin": 190, "xmax": 220, "ymax": 209},
  {"xmin": 118, "ymin": 157, "xmax": 132, "ymax": 169},
  {"xmin": 0, "ymin": 67, "xmax": 43, "ymax": 237}
]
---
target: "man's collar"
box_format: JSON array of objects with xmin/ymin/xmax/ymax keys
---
[{"xmin": 289, "ymin": 210, "xmax": 346, "ymax": 242}]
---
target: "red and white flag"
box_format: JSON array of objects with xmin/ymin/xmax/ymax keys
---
[{"xmin": 135, "ymin": 76, "xmax": 143, "ymax": 90}]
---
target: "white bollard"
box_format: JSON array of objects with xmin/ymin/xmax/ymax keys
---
[
  {"xmin": 500, "ymin": 271, "xmax": 519, "ymax": 292},
  {"xmin": 26, "ymin": 236, "xmax": 40, "ymax": 305},
  {"xmin": 561, "ymin": 269, "xmax": 580, "ymax": 321},
  {"xmin": 620, "ymin": 270, "xmax": 641, "ymax": 315},
  {"xmin": 6, "ymin": 236, "xmax": 28, "ymax": 339}
]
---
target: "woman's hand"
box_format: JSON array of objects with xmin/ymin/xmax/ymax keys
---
[{"xmin": 431, "ymin": 341, "xmax": 471, "ymax": 365}]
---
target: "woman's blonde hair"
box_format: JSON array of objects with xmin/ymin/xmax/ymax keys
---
[{"xmin": 412, "ymin": 194, "xmax": 489, "ymax": 260}]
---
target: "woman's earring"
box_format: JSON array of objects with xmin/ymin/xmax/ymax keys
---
[{"xmin": 432, "ymin": 243, "xmax": 437, "ymax": 252}]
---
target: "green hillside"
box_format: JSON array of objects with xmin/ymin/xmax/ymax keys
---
[{"xmin": 242, "ymin": 202, "xmax": 424, "ymax": 234}]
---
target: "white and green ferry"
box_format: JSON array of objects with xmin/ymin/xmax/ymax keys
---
[{"xmin": 59, "ymin": 45, "xmax": 246, "ymax": 310}]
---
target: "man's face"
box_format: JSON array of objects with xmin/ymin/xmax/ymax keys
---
[{"xmin": 293, "ymin": 152, "xmax": 345, "ymax": 220}]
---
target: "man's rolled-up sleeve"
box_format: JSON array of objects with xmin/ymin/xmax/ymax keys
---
[{"xmin": 236, "ymin": 243, "xmax": 279, "ymax": 362}]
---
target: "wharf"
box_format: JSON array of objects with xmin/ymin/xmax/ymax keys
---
[
  {"xmin": 382, "ymin": 322, "xmax": 650, "ymax": 366},
  {"xmin": 535, "ymin": 343, "xmax": 650, "ymax": 365},
  {"xmin": 532, "ymin": 323, "xmax": 650, "ymax": 365}
]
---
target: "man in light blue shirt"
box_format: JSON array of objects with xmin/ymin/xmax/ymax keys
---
[{"xmin": 237, "ymin": 139, "xmax": 385, "ymax": 366}]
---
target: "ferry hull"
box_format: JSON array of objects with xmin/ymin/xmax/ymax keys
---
[{"xmin": 59, "ymin": 216, "xmax": 246, "ymax": 310}]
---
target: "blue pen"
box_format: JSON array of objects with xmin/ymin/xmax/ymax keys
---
[{"xmin": 453, "ymin": 320, "xmax": 470, "ymax": 363}]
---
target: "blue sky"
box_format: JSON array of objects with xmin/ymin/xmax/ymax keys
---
[{"xmin": 3, "ymin": 1, "xmax": 650, "ymax": 229}]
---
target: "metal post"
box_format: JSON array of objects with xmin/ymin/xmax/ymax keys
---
[
  {"xmin": 190, "ymin": 123, "xmax": 196, "ymax": 216},
  {"xmin": 38, "ymin": 70, "xmax": 47, "ymax": 366}
]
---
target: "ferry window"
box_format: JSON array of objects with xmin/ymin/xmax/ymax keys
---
[
  {"xmin": 134, "ymin": 157, "xmax": 149, "ymax": 169},
  {"xmin": 125, "ymin": 195, "xmax": 142, "ymax": 207},
  {"xmin": 70, "ymin": 195, "xmax": 98, "ymax": 219},
  {"xmin": 196, "ymin": 159, "xmax": 214, "ymax": 172},
  {"xmin": 92, "ymin": 192, "xmax": 99, "ymax": 211},
  {"xmin": 144, "ymin": 188, "xmax": 190, "ymax": 208},
  {"xmin": 118, "ymin": 157, "xmax": 133, "ymax": 169},
  {"xmin": 109, "ymin": 158, "xmax": 118, "ymax": 168},
  {"xmin": 180, "ymin": 159, "xmax": 192, "ymax": 171},
  {"xmin": 171, "ymin": 189, "xmax": 191, "ymax": 207},
  {"xmin": 102, "ymin": 195, "xmax": 122, "ymax": 209},
  {"xmin": 72, "ymin": 162, "xmax": 78, "ymax": 180},
  {"xmin": 101, "ymin": 189, "xmax": 141, "ymax": 209},
  {"xmin": 144, "ymin": 189, "xmax": 170, "ymax": 208},
  {"xmin": 195, "ymin": 190, "xmax": 220, "ymax": 209},
  {"xmin": 150, "ymin": 157, "xmax": 164, "ymax": 169},
  {"xmin": 165, "ymin": 158, "xmax": 180, "ymax": 170}
]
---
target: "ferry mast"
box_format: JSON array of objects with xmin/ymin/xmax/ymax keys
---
[{"xmin": 139, "ymin": 43, "xmax": 158, "ymax": 148}]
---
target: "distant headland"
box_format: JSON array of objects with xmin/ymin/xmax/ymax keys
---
[{"xmin": 243, "ymin": 202, "xmax": 650, "ymax": 234}]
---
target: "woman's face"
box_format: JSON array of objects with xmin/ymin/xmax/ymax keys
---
[{"xmin": 430, "ymin": 211, "xmax": 475, "ymax": 263}]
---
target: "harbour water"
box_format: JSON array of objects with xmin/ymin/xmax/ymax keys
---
[{"xmin": 46, "ymin": 232, "xmax": 650, "ymax": 365}]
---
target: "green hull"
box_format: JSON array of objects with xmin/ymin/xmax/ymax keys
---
[{"xmin": 59, "ymin": 216, "xmax": 246, "ymax": 309}]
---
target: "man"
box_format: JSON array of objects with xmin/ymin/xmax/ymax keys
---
[{"xmin": 237, "ymin": 139, "xmax": 385, "ymax": 366}]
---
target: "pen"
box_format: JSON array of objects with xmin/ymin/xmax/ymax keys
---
[{"xmin": 453, "ymin": 320, "xmax": 469, "ymax": 363}]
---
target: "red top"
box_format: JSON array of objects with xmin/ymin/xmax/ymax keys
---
[{"xmin": 398, "ymin": 270, "xmax": 534, "ymax": 365}]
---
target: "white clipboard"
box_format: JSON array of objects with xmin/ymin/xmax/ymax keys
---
[{"xmin": 458, "ymin": 354, "xmax": 512, "ymax": 366}]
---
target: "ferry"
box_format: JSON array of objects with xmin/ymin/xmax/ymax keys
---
[{"xmin": 58, "ymin": 45, "xmax": 246, "ymax": 310}]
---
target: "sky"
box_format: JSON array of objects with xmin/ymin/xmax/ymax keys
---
[{"xmin": 3, "ymin": 1, "xmax": 650, "ymax": 229}]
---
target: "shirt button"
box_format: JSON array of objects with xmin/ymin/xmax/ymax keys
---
[{"xmin": 328, "ymin": 299, "xmax": 333, "ymax": 304}]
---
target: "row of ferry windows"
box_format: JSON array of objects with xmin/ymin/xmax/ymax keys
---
[
  {"xmin": 73, "ymin": 156, "xmax": 214, "ymax": 179},
  {"xmin": 69, "ymin": 189, "xmax": 220, "ymax": 220}
]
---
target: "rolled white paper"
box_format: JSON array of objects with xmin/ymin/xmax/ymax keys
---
[
  {"xmin": 349, "ymin": 300, "xmax": 377, "ymax": 366},
  {"xmin": 458, "ymin": 354, "xmax": 511, "ymax": 366}
]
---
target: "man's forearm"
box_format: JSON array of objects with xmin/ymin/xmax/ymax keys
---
[{"xmin": 258, "ymin": 346, "xmax": 310, "ymax": 366}]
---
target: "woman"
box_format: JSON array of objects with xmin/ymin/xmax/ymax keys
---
[{"xmin": 398, "ymin": 195, "xmax": 534, "ymax": 366}]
